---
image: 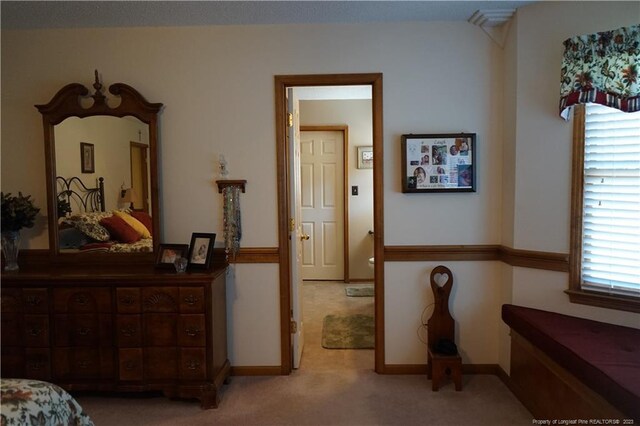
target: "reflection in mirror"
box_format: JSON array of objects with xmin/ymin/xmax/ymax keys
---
[
  {"xmin": 54, "ymin": 116, "xmax": 153, "ymax": 253},
  {"xmin": 37, "ymin": 71, "xmax": 162, "ymax": 259},
  {"xmin": 55, "ymin": 116, "xmax": 150, "ymax": 213}
]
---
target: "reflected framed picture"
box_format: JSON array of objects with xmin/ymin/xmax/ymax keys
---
[
  {"xmin": 188, "ymin": 233, "xmax": 216, "ymax": 270},
  {"xmin": 80, "ymin": 142, "xmax": 95, "ymax": 173},
  {"xmin": 401, "ymin": 133, "xmax": 476, "ymax": 193},
  {"xmin": 155, "ymin": 243, "xmax": 189, "ymax": 269},
  {"xmin": 357, "ymin": 146, "xmax": 373, "ymax": 169}
]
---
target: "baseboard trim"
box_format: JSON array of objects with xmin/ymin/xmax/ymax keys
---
[{"xmin": 230, "ymin": 366, "xmax": 283, "ymax": 376}]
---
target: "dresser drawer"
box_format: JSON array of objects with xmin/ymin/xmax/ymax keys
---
[
  {"xmin": 118, "ymin": 348, "xmax": 143, "ymax": 381},
  {"xmin": 116, "ymin": 288, "xmax": 141, "ymax": 313},
  {"xmin": 178, "ymin": 315, "xmax": 206, "ymax": 347},
  {"xmin": 143, "ymin": 313, "xmax": 178, "ymax": 346},
  {"xmin": 25, "ymin": 348, "xmax": 51, "ymax": 380},
  {"xmin": 22, "ymin": 289, "xmax": 49, "ymax": 313},
  {"xmin": 145, "ymin": 347, "xmax": 178, "ymax": 380},
  {"xmin": 54, "ymin": 314, "xmax": 112, "ymax": 347},
  {"xmin": 179, "ymin": 287, "xmax": 205, "ymax": 313},
  {"xmin": 53, "ymin": 288, "xmax": 111, "ymax": 313},
  {"xmin": 24, "ymin": 315, "xmax": 50, "ymax": 347},
  {"xmin": 142, "ymin": 287, "xmax": 179, "ymax": 313},
  {"xmin": 180, "ymin": 348, "xmax": 207, "ymax": 380},
  {"xmin": 53, "ymin": 347, "xmax": 114, "ymax": 380},
  {"xmin": 116, "ymin": 315, "xmax": 142, "ymax": 347},
  {"xmin": 1, "ymin": 313, "xmax": 22, "ymax": 346},
  {"xmin": 1, "ymin": 288, "xmax": 22, "ymax": 312}
]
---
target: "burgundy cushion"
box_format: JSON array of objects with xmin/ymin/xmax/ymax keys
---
[
  {"xmin": 99, "ymin": 215, "xmax": 141, "ymax": 244},
  {"xmin": 130, "ymin": 211, "xmax": 153, "ymax": 236},
  {"xmin": 502, "ymin": 304, "xmax": 640, "ymax": 419}
]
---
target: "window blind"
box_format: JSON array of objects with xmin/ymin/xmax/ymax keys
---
[{"xmin": 582, "ymin": 104, "xmax": 640, "ymax": 297}]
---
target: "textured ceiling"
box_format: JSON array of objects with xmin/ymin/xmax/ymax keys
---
[{"xmin": 1, "ymin": 1, "xmax": 535, "ymax": 30}]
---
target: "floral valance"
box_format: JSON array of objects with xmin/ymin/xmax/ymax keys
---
[{"xmin": 559, "ymin": 24, "xmax": 639, "ymax": 120}]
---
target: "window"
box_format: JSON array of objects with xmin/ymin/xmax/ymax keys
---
[{"xmin": 568, "ymin": 104, "xmax": 640, "ymax": 313}]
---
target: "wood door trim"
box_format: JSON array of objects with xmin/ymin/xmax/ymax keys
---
[
  {"xmin": 275, "ymin": 73, "xmax": 384, "ymax": 374},
  {"xmin": 300, "ymin": 125, "xmax": 349, "ymax": 283}
]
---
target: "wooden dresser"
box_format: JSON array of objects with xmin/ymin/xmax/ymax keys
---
[{"xmin": 1, "ymin": 264, "xmax": 229, "ymax": 409}]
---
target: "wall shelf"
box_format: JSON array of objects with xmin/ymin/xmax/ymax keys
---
[{"xmin": 216, "ymin": 180, "xmax": 246, "ymax": 194}]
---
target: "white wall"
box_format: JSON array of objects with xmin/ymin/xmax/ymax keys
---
[{"xmin": 300, "ymin": 99, "xmax": 374, "ymax": 280}]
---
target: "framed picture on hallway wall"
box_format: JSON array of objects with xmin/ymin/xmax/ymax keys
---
[
  {"xmin": 401, "ymin": 133, "xmax": 476, "ymax": 193},
  {"xmin": 357, "ymin": 146, "xmax": 373, "ymax": 169}
]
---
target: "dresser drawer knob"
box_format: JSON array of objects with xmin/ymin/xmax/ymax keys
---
[
  {"xmin": 25, "ymin": 295, "xmax": 43, "ymax": 306},
  {"xmin": 27, "ymin": 327, "xmax": 42, "ymax": 336},
  {"xmin": 120, "ymin": 295, "xmax": 135, "ymax": 306},
  {"xmin": 185, "ymin": 327, "xmax": 201, "ymax": 337},
  {"xmin": 73, "ymin": 294, "xmax": 89, "ymax": 306},
  {"xmin": 124, "ymin": 361, "xmax": 137, "ymax": 371},
  {"xmin": 77, "ymin": 327, "xmax": 92, "ymax": 336},
  {"xmin": 183, "ymin": 294, "xmax": 200, "ymax": 306},
  {"xmin": 28, "ymin": 362, "xmax": 44, "ymax": 371},
  {"xmin": 78, "ymin": 360, "xmax": 91, "ymax": 369},
  {"xmin": 121, "ymin": 326, "xmax": 137, "ymax": 337},
  {"xmin": 186, "ymin": 360, "xmax": 200, "ymax": 370}
]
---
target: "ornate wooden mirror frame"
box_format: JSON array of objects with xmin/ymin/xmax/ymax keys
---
[{"xmin": 36, "ymin": 71, "xmax": 163, "ymax": 263}]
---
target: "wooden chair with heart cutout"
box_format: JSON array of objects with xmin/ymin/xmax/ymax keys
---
[{"xmin": 427, "ymin": 265, "xmax": 462, "ymax": 391}]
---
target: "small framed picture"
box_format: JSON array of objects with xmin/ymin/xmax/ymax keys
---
[
  {"xmin": 401, "ymin": 133, "xmax": 476, "ymax": 193},
  {"xmin": 357, "ymin": 146, "xmax": 373, "ymax": 169},
  {"xmin": 155, "ymin": 244, "xmax": 189, "ymax": 269},
  {"xmin": 188, "ymin": 233, "xmax": 216, "ymax": 270},
  {"xmin": 80, "ymin": 142, "xmax": 95, "ymax": 174}
]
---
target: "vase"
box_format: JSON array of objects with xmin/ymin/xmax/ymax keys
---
[{"xmin": 1, "ymin": 230, "xmax": 21, "ymax": 271}]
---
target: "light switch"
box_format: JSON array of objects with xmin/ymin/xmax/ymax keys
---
[{"xmin": 352, "ymin": 186, "xmax": 359, "ymax": 196}]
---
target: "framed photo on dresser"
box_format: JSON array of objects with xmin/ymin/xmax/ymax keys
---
[{"xmin": 188, "ymin": 233, "xmax": 216, "ymax": 270}]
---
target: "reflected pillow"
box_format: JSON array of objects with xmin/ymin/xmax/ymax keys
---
[
  {"xmin": 129, "ymin": 211, "xmax": 153, "ymax": 236},
  {"xmin": 99, "ymin": 215, "xmax": 141, "ymax": 244},
  {"xmin": 59, "ymin": 227, "xmax": 91, "ymax": 249},
  {"xmin": 113, "ymin": 211, "xmax": 151, "ymax": 238},
  {"xmin": 72, "ymin": 219, "xmax": 111, "ymax": 242}
]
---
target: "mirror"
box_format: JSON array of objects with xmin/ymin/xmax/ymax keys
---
[{"xmin": 36, "ymin": 71, "xmax": 163, "ymax": 262}]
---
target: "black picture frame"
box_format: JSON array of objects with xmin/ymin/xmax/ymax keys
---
[
  {"xmin": 401, "ymin": 133, "xmax": 476, "ymax": 193},
  {"xmin": 80, "ymin": 142, "xmax": 95, "ymax": 173},
  {"xmin": 155, "ymin": 243, "xmax": 189, "ymax": 269},
  {"xmin": 188, "ymin": 233, "xmax": 216, "ymax": 269}
]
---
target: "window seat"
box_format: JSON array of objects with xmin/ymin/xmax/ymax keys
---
[{"xmin": 502, "ymin": 304, "xmax": 639, "ymax": 421}]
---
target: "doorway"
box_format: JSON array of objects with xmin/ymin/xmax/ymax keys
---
[{"xmin": 274, "ymin": 73, "xmax": 384, "ymax": 374}]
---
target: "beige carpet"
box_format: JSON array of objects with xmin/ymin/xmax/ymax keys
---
[{"xmin": 75, "ymin": 281, "xmax": 533, "ymax": 425}]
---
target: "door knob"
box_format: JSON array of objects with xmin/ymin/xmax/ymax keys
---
[{"xmin": 301, "ymin": 234, "xmax": 310, "ymax": 241}]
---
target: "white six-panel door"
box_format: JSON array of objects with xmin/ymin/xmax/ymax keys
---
[{"xmin": 300, "ymin": 130, "xmax": 344, "ymax": 280}]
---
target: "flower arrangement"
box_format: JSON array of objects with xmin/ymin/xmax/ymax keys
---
[{"xmin": 1, "ymin": 192, "xmax": 40, "ymax": 233}]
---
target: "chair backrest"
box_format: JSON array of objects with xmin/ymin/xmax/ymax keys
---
[{"xmin": 427, "ymin": 265, "xmax": 456, "ymax": 350}]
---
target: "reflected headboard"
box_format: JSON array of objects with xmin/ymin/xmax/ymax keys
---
[{"xmin": 56, "ymin": 176, "xmax": 105, "ymax": 214}]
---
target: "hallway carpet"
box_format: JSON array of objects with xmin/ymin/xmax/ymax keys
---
[{"xmin": 75, "ymin": 282, "xmax": 533, "ymax": 425}]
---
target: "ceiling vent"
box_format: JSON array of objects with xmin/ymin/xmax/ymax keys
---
[{"xmin": 468, "ymin": 9, "xmax": 516, "ymax": 47}]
